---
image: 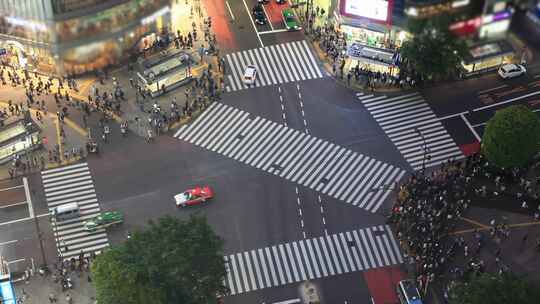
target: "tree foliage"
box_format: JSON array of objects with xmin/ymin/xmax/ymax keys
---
[
  {"xmin": 399, "ymin": 15, "xmax": 467, "ymax": 81},
  {"xmin": 482, "ymin": 105, "xmax": 540, "ymax": 168},
  {"xmin": 450, "ymin": 272, "xmax": 540, "ymax": 304},
  {"xmin": 92, "ymin": 215, "xmax": 227, "ymax": 304}
]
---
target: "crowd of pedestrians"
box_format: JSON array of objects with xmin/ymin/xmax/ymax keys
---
[
  {"xmin": 389, "ymin": 152, "xmax": 540, "ymax": 301},
  {"xmin": 307, "ymin": 17, "xmax": 420, "ymax": 91}
]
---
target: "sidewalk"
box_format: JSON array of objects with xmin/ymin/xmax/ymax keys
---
[
  {"xmin": 14, "ymin": 268, "xmax": 96, "ymax": 304},
  {"xmin": 0, "ymin": 101, "xmax": 87, "ymax": 180}
]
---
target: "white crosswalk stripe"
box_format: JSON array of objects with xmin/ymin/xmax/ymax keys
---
[
  {"xmin": 358, "ymin": 92, "xmax": 465, "ymax": 170},
  {"xmin": 223, "ymin": 225, "xmax": 403, "ymax": 295},
  {"xmin": 41, "ymin": 162, "xmax": 109, "ymax": 260},
  {"xmin": 225, "ymin": 40, "xmax": 323, "ymax": 92},
  {"xmin": 174, "ymin": 102, "xmax": 406, "ymax": 213}
]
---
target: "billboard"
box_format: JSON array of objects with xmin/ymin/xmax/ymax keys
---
[{"xmin": 339, "ymin": 0, "xmax": 393, "ymax": 24}]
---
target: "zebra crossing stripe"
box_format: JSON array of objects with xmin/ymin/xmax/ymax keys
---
[
  {"xmin": 359, "ymin": 92, "xmax": 464, "ymax": 170},
  {"xmin": 224, "ymin": 41, "xmax": 323, "ymax": 92},
  {"xmin": 224, "ymin": 225, "xmax": 403, "ymax": 295},
  {"xmin": 174, "ymin": 102, "xmax": 405, "ymax": 213},
  {"xmin": 41, "ymin": 162, "xmax": 109, "ymax": 260}
]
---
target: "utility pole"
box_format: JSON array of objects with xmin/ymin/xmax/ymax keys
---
[{"xmin": 23, "ymin": 177, "xmax": 48, "ymax": 271}]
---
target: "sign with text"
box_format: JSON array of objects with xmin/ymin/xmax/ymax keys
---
[{"xmin": 340, "ymin": 0, "xmax": 393, "ymax": 25}]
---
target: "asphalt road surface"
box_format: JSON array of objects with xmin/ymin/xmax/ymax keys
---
[{"xmin": 4, "ymin": 3, "xmax": 540, "ymax": 304}]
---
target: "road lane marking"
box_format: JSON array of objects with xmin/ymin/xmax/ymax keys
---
[
  {"xmin": 7, "ymin": 258, "xmax": 25, "ymax": 264},
  {"xmin": 242, "ymin": 0, "xmax": 264, "ymax": 47},
  {"xmin": 0, "ymin": 201, "xmax": 27, "ymax": 209},
  {"xmin": 473, "ymin": 90, "xmax": 540, "ymax": 112},
  {"xmin": 272, "ymin": 299, "xmax": 301, "ymax": 304},
  {"xmin": 258, "ymin": 28, "xmax": 290, "ymax": 35},
  {"xmin": 0, "ymin": 240, "xmax": 18, "ymax": 246},
  {"xmin": 0, "ymin": 185, "xmax": 24, "ymax": 192},
  {"xmin": 261, "ymin": 4, "xmax": 275, "ymax": 31},
  {"xmin": 461, "ymin": 113, "xmax": 482, "ymax": 142},
  {"xmin": 534, "ymin": 74, "xmax": 540, "ymax": 79},
  {"xmin": 472, "ymin": 122, "xmax": 487, "ymax": 127},
  {"xmin": 478, "ymin": 84, "xmax": 508, "ymax": 94},
  {"xmin": 0, "ymin": 213, "xmax": 50, "ymax": 227},
  {"xmin": 225, "ymin": 1, "xmax": 235, "ymax": 21},
  {"xmin": 23, "ymin": 177, "xmax": 34, "ymax": 218},
  {"xmin": 437, "ymin": 111, "xmax": 469, "ymax": 121}
]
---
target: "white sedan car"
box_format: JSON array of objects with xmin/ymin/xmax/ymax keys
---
[
  {"xmin": 498, "ymin": 63, "xmax": 526, "ymax": 79},
  {"xmin": 243, "ymin": 65, "xmax": 257, "ymax": 85}
]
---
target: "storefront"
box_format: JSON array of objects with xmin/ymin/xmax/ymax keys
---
[
  {"xmin": 0, "ymin": 0, "xmax": 171, "ymax": 76},
  {"xmin": 335, "ymin": 0, "xmax": 403, "ymax": 75},
  {"xmin": 0, "ymin": 115, "xmax": 41, "ymax": 165},
  {"xmin": 335, "ymin": 0, "xmax": 408, "ymax": 49},
  {"xmin": 461, "ymin": 40, "xmax": 515, "ymax": 77},
  {"xmin": 55, "ymin": 4, "xmax": 171, "ymax": 75}
]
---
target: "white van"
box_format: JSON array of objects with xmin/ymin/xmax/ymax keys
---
[{"xmin": 53, "ymin": 202, "xmax": 80, "ymax": 221}]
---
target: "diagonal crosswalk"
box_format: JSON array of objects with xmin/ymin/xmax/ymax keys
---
[
  {"xmin": 223, "ymin": 225, "xmax": 403, "ymax": 295},
  {"xmin": 225, "ymin": 40, "xmax": 324, "ymax": 92},
  {"xmin": 41, "ymin": 162, "xmax": 109, "ymax": 260},
  {"xmin": 174, "ymin": 102, "xmax": 406, "ymax": 213},
  {"xmin": 358, "ymin": 92, "xmax": 464, "ymax": 170}
]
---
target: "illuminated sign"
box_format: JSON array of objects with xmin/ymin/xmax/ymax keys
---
[
  {"xmin": 340, "ymin": 0, "xmax": 393, "ymax": 24},
  {"xmin": 141, "ymin": 6, "xmax": 171, "ymax": 25},
  {"xmin": 4, "ymin": 16, "xmax": 47, "ymax": 32}
]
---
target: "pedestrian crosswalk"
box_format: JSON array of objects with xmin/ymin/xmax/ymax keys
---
[
  {"xmin": 174, "ymin": 102, "xmax": 406, "ymax": 213},
  {"xmin": 41, "ymin": 162, "xmax": 109, "ymax": 260},
  {"xmin": 358, "ymin": 92, "xmax": 464, "ymax": 170},
  {"xmin": 223, "ymin": 225, "xmax": 403, "ymax": 295},
  {"xmin": 225, "ymin": 40, "xmax": 324, "ymax": 92}
]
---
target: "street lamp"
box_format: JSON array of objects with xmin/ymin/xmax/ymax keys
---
[{"xmin": 414, "ymin": 128, "xmax": 431, "ymax": 176}]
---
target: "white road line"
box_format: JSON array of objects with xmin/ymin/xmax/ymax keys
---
[
  {"xmin": 242, "ymin": 0, "xmax": 264, "ymax": 47},
  {"xmin": 478, "ymin": 84, "xmax": 508, "ymax": 94},
  {"xmin": 473, "ymin": 90, "xmax": 540, "ymax": 112},
  {"xmin": 0, "ymin": 185, "xmax": 24, "ymax": 191},
  {"xmin": 259, "ymin": 29, "xmax": 290, "ymax": 34},
  {"xmin": 461, "ymin": 113, "xmax": 482, "ymax": 142},
  {"xmin": 261, "ymin": 5, "xmax": 274, "ymax": 31},
  {"xmin": 437, "ymin": 111, "xmax": 469, "ymax": 121},
  {"xmin": 23, "ymin": 177, "xmax": 34, "ymax": 218},
  {"xmin": 225, "ymin": 1, "xmax": 235, "ymax": 21},
  {"xmin": 272, "ymin": 299, "xmax": 301, "ymax": 304},
  {"xmin": 472, "ymin": 122, "xmax": 487, "ymax": 127},
  {"xmin": 535, "ymin": 74, "xmax": 540, "ymax": 79},
  {"xmin": 0, "ymin": 240, "xmax": 18, "ymax": 246}
]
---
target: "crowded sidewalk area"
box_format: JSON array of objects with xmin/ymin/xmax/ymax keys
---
[
  {"xmin": 389, "ymin": 153, "xmax": 540, "ymax": 302},
  {"xmin": 0, "ymin": 0, "xmax": 226, "ymax": 179}
]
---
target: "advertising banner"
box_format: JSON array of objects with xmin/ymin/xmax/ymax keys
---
[{"xmin": 339, "ymin": 0, "xmax": 394, "ymax": 25}]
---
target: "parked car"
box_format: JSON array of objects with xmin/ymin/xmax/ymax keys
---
[{"xmin": 498, "ymin": 63, "xmax": 526, "ymax": 79}]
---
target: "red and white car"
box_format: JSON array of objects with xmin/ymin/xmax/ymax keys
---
[{"xmin": 174, "ymin": 186, "xmax": 214, "ymax": 207}]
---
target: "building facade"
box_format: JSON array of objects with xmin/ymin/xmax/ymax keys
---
[
  {"xmin": 0, "ymin": 0, "xmax": 171, "ymax": 76},
  {"xmin": 329, "ymin": 0, "xmax": 516, "ymax": 77}
]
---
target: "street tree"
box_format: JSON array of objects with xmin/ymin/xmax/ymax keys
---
[
  {"xmin": 92, "ymin": 215, "xmax": 227, "ymax": 304},
  {"xmin": 399, "ymin": 15, "xmax": 467, "ymax": 81},
  {"xmin": 482, "ymin": 104, "xmax": 540, "ymax": 168},
  {"xmin": 450, "ymin": 272, "xmax": 540, "ymax": 304}
]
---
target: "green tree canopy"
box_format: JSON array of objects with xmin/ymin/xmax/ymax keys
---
[
  {"xmin": 482, "ymin": 104, "xmax": 540, "ymax": 168},
  {"xmin": 92, "ymin": 215, "xmax": 227, "ymax": 304},
  {"xmin": 450, "ymin": 272, "xmax": 540, "ymax": 304},
  {"xmin": 399, "ymin": 15, "xmax": 467, "ymax": 81}
]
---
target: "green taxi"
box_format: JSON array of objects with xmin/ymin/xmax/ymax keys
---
[
  {"xmin": 84, "ymin": 211, "xmax": 123, "ymax": 232},
  {"xmin": 282, "ymin": 8, "xmax": 301, "ymax": 31}
]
